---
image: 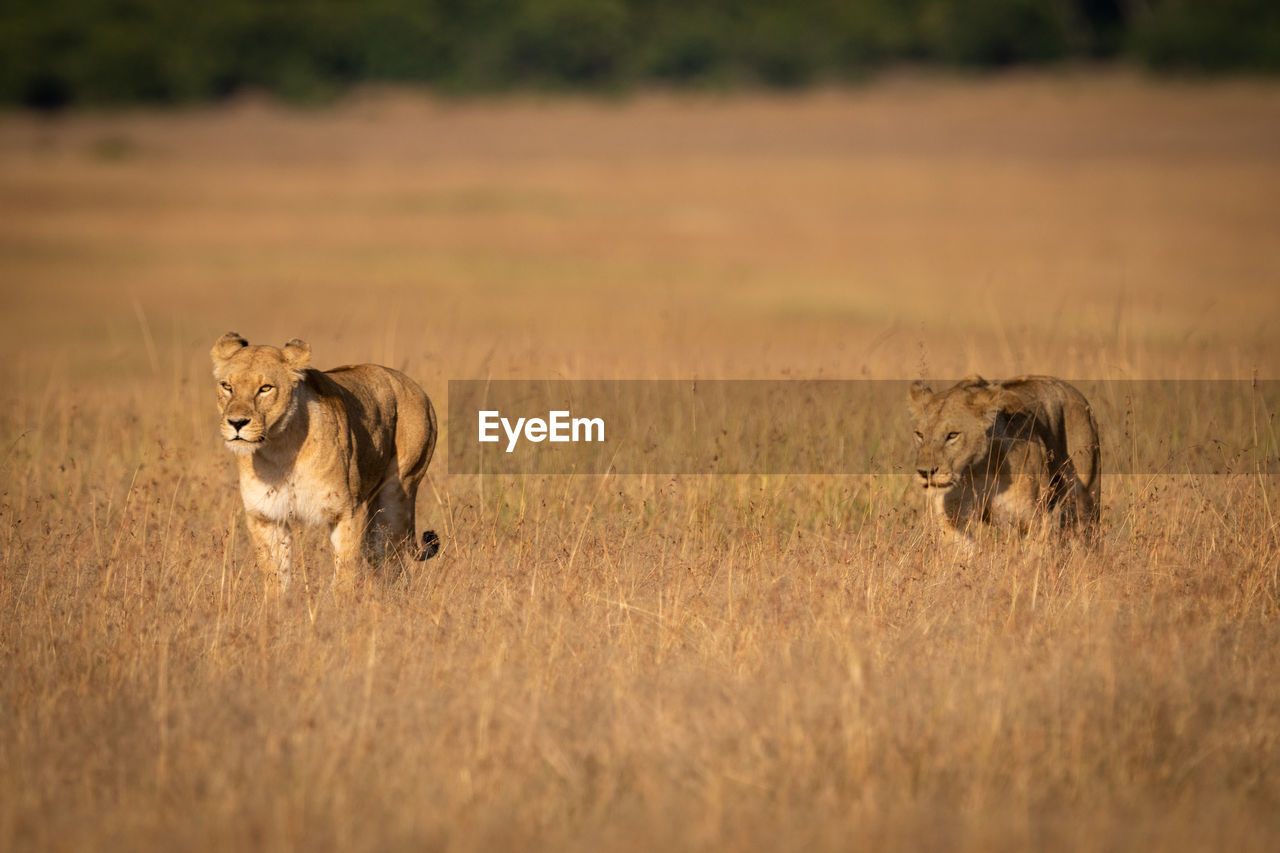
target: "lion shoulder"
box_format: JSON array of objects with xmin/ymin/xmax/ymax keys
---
[
  {"xmin": 304, "ymin": 363, "xmax": 436, "ymax": 476},
  {"xmin": 990, "ymin": 375, "xmax": 1101, "ymax": 489}
]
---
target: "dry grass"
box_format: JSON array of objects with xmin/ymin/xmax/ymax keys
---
[{"xmin": 2, "ymin": 72, "xmax": 1279, "ymax": 851}]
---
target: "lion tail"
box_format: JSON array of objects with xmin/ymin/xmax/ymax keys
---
[{"xmin": 417, "ymin": 530, "xmax": 441, "ymax": 561}]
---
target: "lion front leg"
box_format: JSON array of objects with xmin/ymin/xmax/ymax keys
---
[
  {"xmin": 930, "ymin": 486, "xmax": 977, "ymax": 556},
  {"xmin": 245, "ymin": 514, "xmax": 294, "ymax": 593},
  {"xmin": 934, "ymin": 517, "xmax": 977, "ymax": 557},
  {"xmin": 328, "ymin": 507, "xmax": 370, "ymax": 585},
  {"xmin": 992, "ymin": 473, "xmax": 1046, "ymax": 537}
]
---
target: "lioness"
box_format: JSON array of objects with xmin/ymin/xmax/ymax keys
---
[
  {"xmin": 907, "ymin": 375, "xmax": 1100, "ymax": 544},
  {"xmin": 211, "ymin": 332, "xmax": 439, "ymax": 591}
]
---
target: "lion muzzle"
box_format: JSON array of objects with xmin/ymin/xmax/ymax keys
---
[
  {"xmin": 917, "ymin": 468, "xmax": 954, "ymax": 489},
  {"xmin": 221, "ymin": 415, "xmax": 266, "ymax": 451}
]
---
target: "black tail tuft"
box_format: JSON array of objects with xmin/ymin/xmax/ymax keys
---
[{"xmin": 417, "ymin": 530, "xmax": 441, "ymax": 561}]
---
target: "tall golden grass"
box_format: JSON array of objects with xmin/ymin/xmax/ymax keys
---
[{"xmin": 2, "ymin": 73, "xmax": 1279, "ymax": 851}]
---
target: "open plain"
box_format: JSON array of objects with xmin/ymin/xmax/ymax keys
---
[{"xmin": 1, "ymin": 73, "xmax": 1279, "ymax": 850}]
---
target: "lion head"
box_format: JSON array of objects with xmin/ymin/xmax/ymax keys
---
[
  {"xmin": 210, "ymin": 332, "xmax": 311, "ymax": 455},
  {"xmin": 907, "ymin": 375, "xmax": 1001, "ymax": 490}
]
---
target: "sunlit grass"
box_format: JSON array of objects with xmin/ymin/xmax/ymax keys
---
[{"xmin": 2, "ymin": 74, "xmax": 1279, "ymax": 851}]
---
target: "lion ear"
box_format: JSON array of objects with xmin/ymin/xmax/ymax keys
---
[
  {"xmin": 210, "ymin": 332, "xmax": 248, "ymax": 367},
  {"xmin": 907, "ymin": 381, "xmax": 932, "ymax": 418},
  {"xmin": 968, "ymin": 386, "xmax": 1003, "ymax": 425},
  {"xmin": 282, "ymin": 338, "xmax": 311, "ymax": 369},
  {"xmin": 962, "ymin": 373, "xmax": 989, "ymax": 387}
]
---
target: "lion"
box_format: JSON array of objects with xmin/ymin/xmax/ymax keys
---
[
  {"xmin": 211, "ymin": 332, "xmax": 439, "ymax": 591},
  {"xmin": 907, "ymin": 375, "xmax": 1101, "ymax": 545}
]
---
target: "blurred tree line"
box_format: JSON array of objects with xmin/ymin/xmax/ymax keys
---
[{"xmin": 2, "ymin": 0, "xmax": 1278, "ymax": 108}]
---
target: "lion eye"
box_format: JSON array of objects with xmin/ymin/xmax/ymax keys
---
[
  {"xmin": 945, "ymin": 431, "xmax": 960, "ymax": 442},
  {"xmin": 219, "ymin": 381, "xmax": 232, "ymax": 392},
  {"xmin": 258, "ymin": 385, "xmax": 274, "ymax": 395},
  {"xmin": 913, "ymin": 430, "xmax": 924, "ymax": 443}
]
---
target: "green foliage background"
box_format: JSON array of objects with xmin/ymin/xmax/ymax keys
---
[{"xmin": 2, "ymin": 0, "xmax": 1278, "ymax": 107}]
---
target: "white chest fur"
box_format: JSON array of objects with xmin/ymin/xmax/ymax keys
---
[{"xmin": 239, "ymin": 466, "xmax": 344, "ymax": 527}]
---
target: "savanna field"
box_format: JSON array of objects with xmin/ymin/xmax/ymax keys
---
[{"xmin": 1, "ymin": 73, "xmax": 1279, "ymax": 850}]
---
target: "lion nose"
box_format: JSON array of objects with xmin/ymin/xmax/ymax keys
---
[
  {"xmin": 227, "ymin": 417, "xmax": 250, "ymax": 432},
  {"xmin": 917, "ymin": 467, "xmax": 937, "ymax": 480}
]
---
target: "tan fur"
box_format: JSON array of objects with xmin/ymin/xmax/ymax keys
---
[
  {"xmin": 907, "ymin": 374, "xmax": 1101, "ymax": 545},
  {"xmin": 211, "ymin": 332, "xmax": 437, "ymax": 590}
]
